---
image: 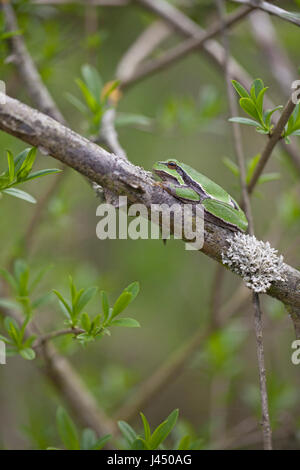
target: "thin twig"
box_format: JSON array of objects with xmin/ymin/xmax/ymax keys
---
[
  {"xmin": 122, "ymin": 5, "xmax": 253, "ymax": 90},
  {"xmin": 31, "ymin": 0, "xmax": 129, "ymax": 5},
  {"xmin": 116, "ymin": 20, "xmax": 171, "ymax": 83},
  {"xmin": 33, "ymin": 327, "xmax": 85, "ymax": 347},
  {"xmin": 252, "ymin": 293, "xmax": 273, "ymax": 450},
  {"xmin": 229, "ymin": 0, "xmax": 300, "ymax": 28}
]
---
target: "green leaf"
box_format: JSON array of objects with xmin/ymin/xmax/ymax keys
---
[
  {"xmin": 258, "ymin": 173, "xmax": 281, "ymax": 185},
  {"xmin": 76, "ymin": 78, "xmax": 99, "ymax": 113},
  {"xmin": 251, "ymin": 78, "xmax": 264, "ymax": 101},
  {"xmin": 91, "ymin": 434, "xmax": 112, "ymax": 450},
  {"xmin": 118, "ymin": 421, "xmax": 137, "ymax": 446},
  {"xmin": 14, "ymin": 259, "xmax": 29, "ymax": 296},
  {"xmin": 75, "ymin": 286, "xmax": 97, "ymax": 314},
  {"xmin": 110, "ymin": 317, "xmax": 140, "ymax": 328},
  {"xmin": 222, "ymin": 157, "xmax": 240, "ymax": 177},
  {"xmin": 115, "ymin": 113, "xmax": 152, "ymax": 128},
  {"xmin": 140, "ymin": 412, "xmax": 151, "ymax": 442},
  {"xmin": 0, "ymin": 298, "xmax": 20, "ymax": 311},
  {"xmin": 65, "ymin": 92, "xmax": 88, "ymax": 114},
  {"xmin": 0, "ymin": 268, "xmax": 18, "ymax": 291},
  {"xmin": 80, "ymin": 312, "xmax": 91, "ymax": 332},
  {"xmin": 239, "ymin": 98, "xmax": 260, "ymax": 121},
  {"xmin": 6, "ymin": 150, "xmax": 15, "ymax": 183},
  {"xmin": 290, "ymin": 129, "xmax": 300, "ymax": 136},
  {"xmin": 29, "ymin": 264, "xmax": 53, "ymax": 293},
  {"xmin": 111, "ymin": 292, "xmax": 132, "ymax": 319},
  {"xmin": 231, "ymin": 80, "xmax": 249, "ymax": 98},
  {"xmin": 19, "ymin": 347, "xmax": 36, "ymax": 360},
  {"xmin": 124, "ymin": 282, "xmax": 140, "ymax": 303},
  {"xmin": 81, "ymin": 64, "xmax": 103, "ymax": 102},
  {"xmin": 149, "ymin": 409, "xmax": 179, "ymax": 449},
  {"xmin": 53, "ymin": 290, "xmax": 72, "ymax": 318},
  {"xmin": 101, "ymin": 291, "xmax": 109, "ymax": 321},
  {"xmin": 131, "ymin": 438, "xmax": 147, "ymax": 450},
  {"xmin": 17, "ymin": 147, "xmax": 37, "ymax": 179},
  {"xmin": 229, "ymin": 117, "xmax": 261, "ymax": 127},
  {"xmin": 264, "ymin": 106, "xmax": 283, "ymax": 128},
  {"xmin": 246, "ymin": 154, "xmax": 261, "ymax": 183},
  {"xmin": 0, "ymin": 334, "xmax": 12, "ymax": 345},
  {"xmin": 21, "ymin": 168, "xmax": 61, "ymax": 183},
  {"xmin": 13, "ymin": 148, "xmax": 32, "ymax": 174},
  {"xmin": 56, "ymin": 407, "xmax": 80, "ymax": 450},
  {"xmin": 81, "ymin": 428, "xmax": 97, "ymax": 450},
  {"xmin": 2, "ymin": 188, "xmax": 36, "ymax": 204},
  {"xmin": 255, "ymin": 87, "xmax": 268, "ymax": 117}
]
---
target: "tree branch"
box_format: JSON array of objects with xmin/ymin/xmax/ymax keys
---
[
  {"xmin": 0, "ymin": 94, "xmax": 299, "ymax": 311},
  {"xmin": 229, "ymin": 0, "xmax": 300, "ymax": 28}
]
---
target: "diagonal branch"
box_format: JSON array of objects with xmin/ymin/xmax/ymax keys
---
[
  {"xmin": 0, "ymin": 93, "xmax": 299, "ymax": 311},
  {"xmin": 229, "ymin": 0, "xmax": 300, "ymax": 28},
  {"xmin": 123, "ymin": 4, "xmax": 253, "ymax": 89}
]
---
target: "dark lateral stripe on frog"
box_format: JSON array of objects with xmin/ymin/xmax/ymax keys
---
[{"xmin": 169, "ymin": 164, "xmax": 210, "ymax": 202}]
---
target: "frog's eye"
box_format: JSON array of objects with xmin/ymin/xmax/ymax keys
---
[{"xmin": 167, "ymin": 161, "xmax": 177, "ymax": 170}]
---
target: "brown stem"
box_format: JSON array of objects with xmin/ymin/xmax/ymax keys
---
[{"xmin": 252, "ymin": 293, "xmax": 273, "ymax": 450}]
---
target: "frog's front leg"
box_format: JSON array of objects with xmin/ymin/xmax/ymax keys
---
[{"xmin": 158, "ymin": 181, "xmax": 203, "ymax": 203}]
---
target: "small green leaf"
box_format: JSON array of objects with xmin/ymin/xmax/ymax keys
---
[
  {"xmin": 81, "ymin": 64, "xmax": 103, "ymax": 102},
  {"xmin": 111, "ymin": 292, "xmax": 132, "ymax": 319},
  {"xmin": 6, "ymin": 150, "xmax": 15, "ymax": 183},
  {"xmin": 53, "ymin": 290, "xmax": 72, "ymax": 318},
  {"xmin": 229, "ymin": 117, "xmax": 261, "ymax": 127},
  {"xmin": 2, "ymin": 188, "xmax": 36, "ymax": 204},
  {"xmin": 149, "ymin": 409, "xmax": 179, "ymax": 449},
  {"xmin": 124, "ymin": 281, "xmax": 140, "ymax": 303},
  {"xmin": 19, "ymin": 347, "xmax": 36, "ymax": 360},
  {"xmin": 80, "ymin": 312, "xmax": 91, "ymax": 332},
  {"xmin": 258, "ymin": 173, "xmax": 281, "ymax": 185},
  {"xmin": 76, "ymin": 78, "xmax": 99, "ymax": 113},
  {"xmin": 75, "ymin": 286, "xmax": 97, "ymax": 314},
  {"xmin": 91, "ymin": 434, "xmax": 112, "ymax": 450},
  {"xmin": 118, "ymin": 421, "xmax": 137, "ymax": 446},
  {"xmin": 110, "ymin": 318, "xmax": 140, "ymax": 328},
  {"xmin": 222, "ymin": 157, "xmax": 240, "ymax": 177},
  {"xmin": 101, "ymin": 291, "xmax": 109, "ymax": 321},
  {"xmin": 56, "ymin": 407, "xmax": 80, "ymax": 450},
  {"xmin": 21, "ymin": 169, "xmax": 61, "ymax": 183},
  {"xmin": 140, "ymin": 412, "xmax": 151, "ymax": 442},
  {"xmin": 251, "ymin": 78, "xmax": 264, "ymax": 100},
  {"xmin": 231, "ymin": 80, "xmax": 249, "ymax": 98},
  {"xmin": 81, "ymin": 428, "xmax": 97, "ymax": 450},
  {"xmin": 65, "ymin": 92, "xmax": 88, "ymax": 114},
  {"xmin": 246, "ymin": 154, "xmax": 261, "ymax": 183},
  {"xmin": 239, "ymin": 98, "xmax": 260, "ymax": 121}
]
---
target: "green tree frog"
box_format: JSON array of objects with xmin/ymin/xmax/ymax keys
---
[{"xmin": 153, "ymin": 159, "xmax": 248, "ymax": 232}]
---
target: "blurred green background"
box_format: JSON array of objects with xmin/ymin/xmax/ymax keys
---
[{"xmin": 0, "ymin": 0, "xmax": 300, "ymax": 450}]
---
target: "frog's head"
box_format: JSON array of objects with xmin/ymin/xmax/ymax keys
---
[{"xmin": 153, "ymin": 159, "xmax": 184, "ymax": 184}]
